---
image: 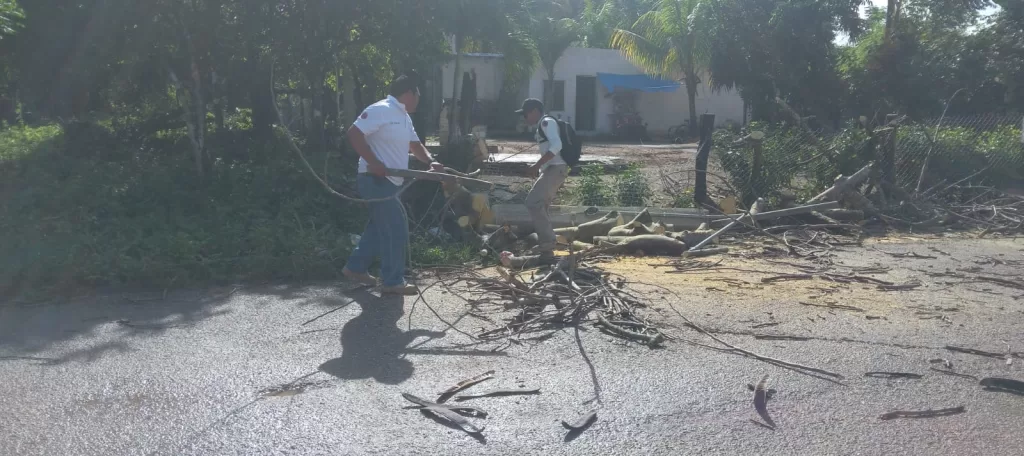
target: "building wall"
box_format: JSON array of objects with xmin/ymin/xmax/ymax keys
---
[
  {"xmin": 526, "ymin": 47, "xmax": 745, "ymax": 135},
  {"xmin": 438, "ymin": 48, "xmax": 746, "ymax": 135},
  {"xmin": 439, "ymin": 54, "xmax": 505, "ymax": 102}
]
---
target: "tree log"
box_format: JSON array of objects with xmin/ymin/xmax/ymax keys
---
[
  {"xmin": 554, "ymin": 210, "xmax": 623, "ymax": 243},
  {"xmin": 608, "ymin": 221, "xmax": 667, "ymax": 237},
  {"xmin": 806, "ymin": 163, "xmax": 873, "ymax": 204},
  {"xmin": 598, "ymin": 235, "xmax": 689, "ymax": 256}
]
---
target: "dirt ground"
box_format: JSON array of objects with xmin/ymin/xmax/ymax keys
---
[{"xmin": 484, "ymin": 138, "xmax": 727, "ymax": 207}]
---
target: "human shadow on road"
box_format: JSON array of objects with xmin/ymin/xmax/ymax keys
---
[{"xmin": 319, "ymin": 289, "xmax": 444, "ymax": 385}]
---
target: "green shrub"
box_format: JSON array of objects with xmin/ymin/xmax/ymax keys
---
[
  {"xmin": 614, "ymin": 163, "xmax": 652, "ymax": 206},
  {"xmin": 0, "ymin": 123, "xmax": 365, "ymax": 300},
  {"xmin": 572, "ymin": 164, "xmax": 613, "ymax": 206}
]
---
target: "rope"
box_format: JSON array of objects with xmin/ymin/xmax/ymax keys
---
[{"xmin": 270, "ymin": 63, "xmax": 476, "ymax": 279}]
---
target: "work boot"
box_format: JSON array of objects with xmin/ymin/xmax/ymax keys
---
[
  {"xmin": 343, "ymin": 268, "xmax": 378, "ymax": 286},
  {"xmin": 381, "ymin": 282, "xmax": 419, "ymax": 295}
]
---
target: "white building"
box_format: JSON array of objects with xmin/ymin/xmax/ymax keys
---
[{"xmin": 440, "ymin": 47, "xmax": 746, "ymax": 136}]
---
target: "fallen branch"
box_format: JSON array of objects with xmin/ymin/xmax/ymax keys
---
[
  {"xmin": 402, "ymin": 393, "xmax": 486, "ymax": 434},
  {"xmin": 946, "ymin": 345, "xmax": 1019, "ymax": 359},
  {"xmin": 761, "ymin": 274, "xmax": 814, "ymax": 283},
  {"xmin": 799, "ymin": 301, "xmax": 864, "ymax": 313},
  {"xmin": 864, "ymin": 372, "xmax": 923, "ymax": 379},
  {"xmin": 596, "ymin": 313, "xmax": 665, "ymax": 347},
  {"xmin": 437, "ymin": 370, "xmax": 495, "ymax": 403},
  {"xmin": 879, "ymin": 406, "xmax": 965, "ymax": 420},
  {"xmin": 929, "ymin": 368, "xmax": 978, "ymax": 381},
  {"xmin": 454, "ymin": 389, "xmax": 541, "ymax": 401}
]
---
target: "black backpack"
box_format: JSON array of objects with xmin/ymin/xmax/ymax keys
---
[{"xmin": 538, "ymin": 116, "xmax": 583, "ymax": 167}]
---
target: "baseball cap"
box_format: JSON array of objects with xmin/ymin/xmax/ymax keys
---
[{"xmin": 515, "ymin": 98, "xmax": 544, "ymax": 115}]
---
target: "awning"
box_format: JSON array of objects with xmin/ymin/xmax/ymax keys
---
[{"xmin": 596, "ymin": 72, "xmax": 680, "ymax": 93}]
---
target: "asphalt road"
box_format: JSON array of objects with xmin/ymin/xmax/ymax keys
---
[{"xmin": 2, "ymin": 237, "xmax": 1023, "ymax": 455}]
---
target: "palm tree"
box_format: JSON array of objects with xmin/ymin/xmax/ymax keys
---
[
  {"xmin": 536, "ymin": 15, "xmax": 583, "ymax": 109},
  {"xmin": 0, "ymin": 0, "xmax": 23, "ymax": 38},
  {"xmin": 610, "ymin": 0, "xmax": 710, "ymax": 137}
]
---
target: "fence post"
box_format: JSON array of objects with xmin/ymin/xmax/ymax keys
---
[
  {"xmin": 746, "ymin": 132, "xmax": 765, "ymax": 207},
  {"xmin": 882, "ymin": 113, "xmax": 899, "ymax": 184},
  {"xmin": 694, "ymin": 113, "xmax": 715, "ymax": 206}
]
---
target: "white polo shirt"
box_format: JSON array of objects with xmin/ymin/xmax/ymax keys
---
[
  {"xmin": 535, "ymin": 116, "xmax": 566, "ymax": 170},
  {"xmin": 353, "ymin": 95, "xmax": 419, "ymax": 185}
]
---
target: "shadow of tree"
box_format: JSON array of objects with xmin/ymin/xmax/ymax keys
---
[{"xmin": 319, "ymin": 289, "xmax": 444, "ymax": 385}]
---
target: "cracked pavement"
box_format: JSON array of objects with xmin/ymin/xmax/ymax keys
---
[{"xmin": 2, "ymin": 237, "xmax": 1024, "ymax": 455}]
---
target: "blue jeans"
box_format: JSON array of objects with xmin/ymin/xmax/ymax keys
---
[{"xmin": 344, "ymin": 174, "xmax": 408, "ymax": 286}]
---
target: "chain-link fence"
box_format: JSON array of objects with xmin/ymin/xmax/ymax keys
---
[
  {"xmin": 712, "ymin": 113, "xmax": 1024, "ymax": 207},
  {"xmin": 411, "ymin": 113, "xmax": 1022, "ymax": 245}
]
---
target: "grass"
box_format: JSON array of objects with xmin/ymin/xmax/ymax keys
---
[{"xmin": 0, "ymin": 123, "xmax": 368, "ymax": 300}]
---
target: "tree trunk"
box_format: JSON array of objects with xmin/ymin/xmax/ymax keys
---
[
  {"xmin": 545, "ymin": 67, "xmax": 555, "ymax": 111},
  {"xmin": 250, "ymin": 57, "xmax": 274, "ymax": 138},
  {"xmin": 686, "ymin": 74, "xmax": 699, "ymax": 138},
  {"xmin": 342, "ymin": 67, "xmax": 357, "ymax": 126},
  {"xmin": 448, "ymin": 33, "xmax": 463, "ymax": 145},
  {"xmin": 884, "ymin": 0, "xmax": 899, "ymax": 41}
]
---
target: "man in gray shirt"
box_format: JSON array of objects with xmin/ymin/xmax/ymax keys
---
[{"xmin": 516, "ymin": 98, "xmax": 568, "ymax": 260}]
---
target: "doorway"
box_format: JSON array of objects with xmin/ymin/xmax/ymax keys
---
[{"xmin": 575, "ymin": 76, "xmax": 597, "ymax": 131}]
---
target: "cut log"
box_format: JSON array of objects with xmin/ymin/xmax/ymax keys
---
[
  {"xmin": 683, "ymin": 247, "xmax": 729, "ymax": 258},
  {"xmin": 668, "ymin": 231, "xmax": 716, "ymax": 248},
  {"xmin": 600, "ymin": 235, "xmax": 688, "ymax": 256},
  {"xmin": 554, "ymin": 211, "xmax": 623, "ymax": 243},
  {"xmin": 687, "ymin": 199, "xmax": 762, "ymax": 255},
  {"xmin": 805, "ymin": 163, "xmax": 872, "ymax": 204},
  {"xmin": 819, "ymin": 208, "xmax": 860, "ymax": 220},
  {"xmin": 608, "ymin": 222, "xmax": 667, "ymax": 237},
  {"xmin": 471, "ymin": 193, "xmax": 489, "ymax": 213},
  {"xmin": 628, "ymin": 208, "xmax": 653, "ymax": 226},
  {"xmin": 481, "ymin": 226, "xmax": 519, "ymax": 252},
  {"xmin": 569, "ymin": 241, "xmax": 594, "ymax": 251}
]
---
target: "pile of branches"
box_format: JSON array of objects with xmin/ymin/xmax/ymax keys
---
[
  {"xmin": 466, "ymin": 252, "xmax": 666, "ymax": 347},
  {"xmin": 881, "ymin": 182, "xmax": 1024, "ymax": 235}
]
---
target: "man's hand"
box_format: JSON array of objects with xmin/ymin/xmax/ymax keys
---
[
  {"xmin": 527, "ymin": 164, "xmax": 541, "ymax": 178},
  {"xmin": 367, "ymin": 161, "xmax": 387, "ymax": 177},
  {"xmin": 429, "ymin": 162, "xmax": 445, "ymax": 173}
]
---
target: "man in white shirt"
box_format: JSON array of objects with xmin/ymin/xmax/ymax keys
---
[
  {"xmin": 342, "ymin": 72, "xmax": 443, "ymax": 295},
  {"xmin": 517, "ymin": 98, "xmax": 568, "ymax": 260}
]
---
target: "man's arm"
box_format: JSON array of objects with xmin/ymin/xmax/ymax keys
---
[
  {"xmin": 410, "ymin": 141, "xmax": 443, "ymax": 171},
  {"xmin": 348, "ymin": 125, "xmax": 386, "ymax": 177}
]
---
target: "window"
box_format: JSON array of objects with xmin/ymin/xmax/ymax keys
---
[{"xmin": 543, "ymin": 80, "xmax": 565, "ymax": 111}]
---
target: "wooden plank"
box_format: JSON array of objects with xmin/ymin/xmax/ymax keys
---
[{"xmin": 494, "ymin": 204, "xmax": 712, "ymax": 230}]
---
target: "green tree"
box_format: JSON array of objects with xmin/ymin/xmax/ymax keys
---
[
  {"xmin": 534, "ymin": 1, "xmax": 583, "ymax": 109},
  {"xmin": 0, "ymin": 0, "xmax": 22, "ymax": 38},
  {"xmin": 610, "ymin": 0, "xmax": 710, "ymax": 137},
  {"xmin": 699, "ymin": 0, "xmax": 863, "ymax": 126},
  {"xmin": 580, "ymin": 0, "xmax": 654, "ymax": 49}
]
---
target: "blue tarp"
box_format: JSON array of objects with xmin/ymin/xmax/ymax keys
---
[{"xmin": 596, "ymin": 72, "xmax": 680, "ymax": 93}]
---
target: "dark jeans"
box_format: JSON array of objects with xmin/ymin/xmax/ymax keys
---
[{"xmin": 344, "ymin": 174, "xmax": 408, "ymax": 286}]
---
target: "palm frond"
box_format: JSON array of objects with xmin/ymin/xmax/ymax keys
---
[{"xmin": 610, "ymin": 28, "xmax": 672, "ymax": 77}]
